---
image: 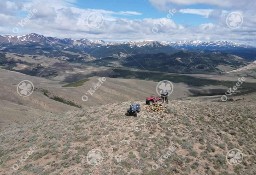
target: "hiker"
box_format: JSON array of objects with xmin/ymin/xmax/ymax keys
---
[{"xmin": 161, "ymin": 90, "xmax": 168, "ymax": 104}]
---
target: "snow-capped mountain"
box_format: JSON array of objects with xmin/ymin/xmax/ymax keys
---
[
  {"xmin": 0, "ymin": 33, "xmax": 252, "ymax": 48},
  {"xmin": 168, "ymin": 40, "xmax": 251, "ymax": 48},
  {"xmin": 0, "ymin": 33, "xmax": 105, "ymax": 47},
  {"xmin": 0, "ymin": 33, "xmax": 255, "ymax": 60}
]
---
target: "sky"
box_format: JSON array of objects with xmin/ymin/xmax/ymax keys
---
[{"xmin": 0, "ymin": 0, "xmax": 255, "ymax": 45}]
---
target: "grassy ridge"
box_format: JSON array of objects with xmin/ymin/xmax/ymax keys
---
[{"xmin": 62, "ymin": 79, "xmax": 89, "ymax": 87}]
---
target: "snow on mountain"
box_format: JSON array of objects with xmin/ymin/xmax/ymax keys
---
[
  {"xmin": 168, "ymin": 40, "xmax": 250, "ymax": 48},
  {"xmin": 0, "ymin": 33, "xmax": 253, "ymax": 49},
  {"xmin": 108, "ymin": 40, "xmax": 251, "ymax": 48}
]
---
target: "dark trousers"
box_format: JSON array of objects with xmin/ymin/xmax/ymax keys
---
[{"xmin": 161, "ymin": 95, "xmax": 168, "ymax": 104}]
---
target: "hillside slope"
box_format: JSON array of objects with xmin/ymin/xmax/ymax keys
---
[
  {"xmin": 0, "ymin": 68, "xmax": 190, "ymax": 128},
  {"xmin": 0, "ymin": 99, "xmax": 255, "ymax": 175}
]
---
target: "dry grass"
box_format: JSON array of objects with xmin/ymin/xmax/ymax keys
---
[{"xmin": 0, "ymin": 99, "xmax": 255, "ymax": 175}]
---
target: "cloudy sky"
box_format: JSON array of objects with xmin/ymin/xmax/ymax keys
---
[{"xmin": 0, "ymin": 0, "xmax": 255, "ymax": 45}]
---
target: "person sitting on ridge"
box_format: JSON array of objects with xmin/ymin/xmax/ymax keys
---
[{"xmin": 161, "ymin": 90, "xmax": 169, "ymax": 104}]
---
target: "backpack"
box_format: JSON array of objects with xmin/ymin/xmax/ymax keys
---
[{"xmin": 131, "ymin": 104, "xmax": 140, "ymax": 112}]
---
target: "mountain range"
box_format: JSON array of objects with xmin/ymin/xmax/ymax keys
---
[
  {"xmin": 0, "ymin": 33, "xmax": 255, "ymax": 61},
  {"xmin": 0, "ymin": 33, "xmax": 256, "ymax": 79},
  {"xmin": 0, "ymin": 33, "xmax": 252, "ymax": 48}
]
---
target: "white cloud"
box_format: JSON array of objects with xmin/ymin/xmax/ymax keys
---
[
  {"xmin": 0, "ymin": 0, "xmax": 255, "ymax": 46},
  {"xmin": 117, "ymin": 11, "xmax": 142, "ymax": 16},
  {"xmin": 179, "ymin": 9, "xmax": 213, "ymax": 18},
  {"xmin": 152, "ymin": 0, "xmax": 230, "ymax": 7},
  {"xmin": 199, "ymin": 23, "xmax": 215, "ymax": 30},
  {"xmin": 149, "ymin": 0, "xmax": 255, "ymax": 10}
]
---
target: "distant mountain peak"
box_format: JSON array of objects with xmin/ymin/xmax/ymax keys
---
[{"xmin": 0, "ymin": 33, "xmax": 253, "ymax": 48}]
